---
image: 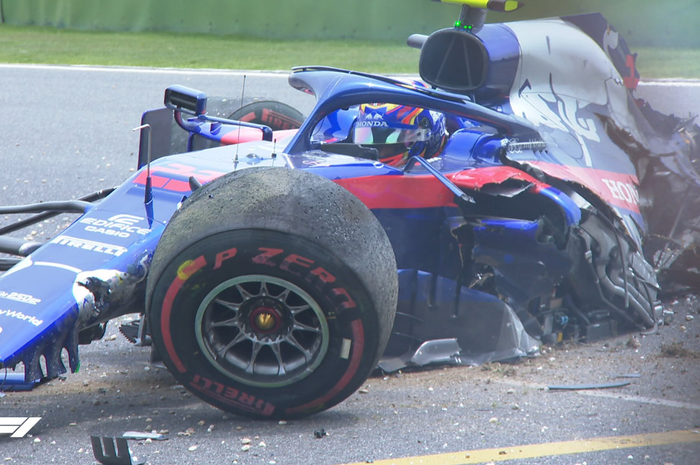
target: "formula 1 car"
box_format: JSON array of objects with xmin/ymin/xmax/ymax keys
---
[{"xmin": 1, "ymin": 0, "xmax": 699, "ymax": 419}]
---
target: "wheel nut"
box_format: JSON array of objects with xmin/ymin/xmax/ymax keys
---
[{"xmin": 255, "ymin": 312, "xmax": 275, "ymax": 331}]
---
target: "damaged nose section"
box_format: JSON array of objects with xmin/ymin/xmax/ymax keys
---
[
  {"xmin": 72, "ymin": 264, "xmax": 147, "ymax": 325},
  {"xmin": 0, "ymin": 259, "xmax": 83, "ymax": 384},
  {"xmin": 0, "ymin": 253, "xmax": 150, "ymax": 385},
  {"xmin": 0, "ymin": 306, "xmax": 81, "ymax": 385},
  {"xmin": 74, "ymin": 251, "xmax": 150, "ymax": 326},
  {"xmin": 71, "ymin": 253, "xmax": 150, "ymax": 347},
  {"xmin": 23, "ymin": 318, "xmax": 82, "ymax": 382}
]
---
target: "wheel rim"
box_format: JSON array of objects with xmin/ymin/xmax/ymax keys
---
[{"xmin": 194, "ymin": 275, "xmax": 330, "ymax": 388}]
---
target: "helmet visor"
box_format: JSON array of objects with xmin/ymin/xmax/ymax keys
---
[{"xmin": 354, "ymin": 125, "xmax": 430, "ymax": 146}]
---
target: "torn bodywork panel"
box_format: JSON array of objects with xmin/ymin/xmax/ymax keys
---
[
  {"xmin": 73, "ymin": 253, "xmax": 151, "ymax": 326},
  {"xmin": 502, "ymin": 14, "xmax": 700, "ymax": 295},
  {"xmin": 379, "ymin": 270, "xmax": 540, "ymax": 371}
]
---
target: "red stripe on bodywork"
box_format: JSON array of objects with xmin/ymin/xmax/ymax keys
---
[
  {"xmin": 133, "ymin": 171, "xmax": 170, "ymax": 189},
  {"xmin": 529, "ymin": 161, "xmax": 640, "ymax": 213},
  {"xmin": 220, "ymin": 126, "xmax": 266, "ymax": 144},
  {"xmin": 335, "ymin": 174, "xmax": 456, "ymax": 209},
  {"xmin": 335, "ymin": 167, "xmax": 555, "ymax": 209},
  {"xmin": 285, "ymin": 319, "xmax": 365, "ymax": 415},
  {"xmin": 132, "ymin": 172, "xmax": 200, "ymax": 193},
  {"xmin": 221, "ymin": 128, "xmax": 298, "ymax": 145},
  {"xmin": 449, "ymin": 165, "xmax": 544, "ymax": 191},
  {"xmin": 161, "ymin": 256, "xmax": 208, "ymax": 373},
  {"xmin": 133, "ymin": 163, "xmax": 227, "ymax": 192}
]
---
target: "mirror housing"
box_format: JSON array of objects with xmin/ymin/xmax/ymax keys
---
[{"xmin": 164, "ymin": 85, "xmax": 208, "ymax": 116}]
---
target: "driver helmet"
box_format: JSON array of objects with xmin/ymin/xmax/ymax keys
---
[{"xmin": 353, "ymin": 103, "xmax": 447, "ymax": 166}]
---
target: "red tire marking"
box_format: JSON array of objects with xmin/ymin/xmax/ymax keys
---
[
  {"xmin": 160, "ymin": 256, "xmax": 207, "ymax": 373},
  {"xmin": 310, "ymin": 267, "xmax": 336, "ymax": 284},
  {"xmin": 332, "ymin": 287, "xmax": 357, "ymax": 309},
  {"xmin": 280, "ymin": 253, "xmax": 314, "ymax": 272},
  {"xmin": 285, "ymin": 319, "xmax": 365, "ymax": 415},
  {"xmin": 252, "ymin": 247, "xmax": 284, "ymax": 266},
  {"xmin": 189, "ymin": 374, "xmax": 276, "ymax": 416},
  {"xmin": 261, "ymin": 109, "xmax": 303, "ymax": 129},
  {"xmin": 214, "ymin": 247, "xmax": 237, "ymax": 269}
]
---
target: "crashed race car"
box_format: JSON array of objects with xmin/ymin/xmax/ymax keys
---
[{"xmin": 1, "ymin": 0, "xmax": 699, "ymax": 419}]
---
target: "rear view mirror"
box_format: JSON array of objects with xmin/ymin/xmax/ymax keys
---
[{"xmin": 164, "ymin": 85, "xmax": 208, "ymax": 116}]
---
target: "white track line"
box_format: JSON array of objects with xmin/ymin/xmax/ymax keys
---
[
  {"xmin": 576, "ymin": 389, "xmax": 700, "ymax": 410},
  {"xmin": 0, "ymin": 63, "xmax": 290, "ymax": 77},
  {"xmin": 2, "ymin": 64, "xmax": 698, "ymax": 86},
  {"xmin": 494, "ymin": 378, "xmax": 700, "ymax": 411},
  {"xmin": 639, "ymin": 80, "xmax": 700, "ymax": 87}
]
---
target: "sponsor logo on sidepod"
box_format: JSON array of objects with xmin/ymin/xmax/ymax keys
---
[
  {"xmin": 51, "ymin": 236, "xmax": 127, "ymax": 257},
  {"xmin": 0, "ymin": 309, "xmax": 43, "ymax": 326},
  {"xmin": 0, "ymin": 291, "xmax": 41, "ymax": 305},
  {"xmin": 80, "ymin": 214, "xmax": 150, "ymax": 238},
  {"xmin": 600, "ymin": 178, "xmax": 639, "ymax": 205}
]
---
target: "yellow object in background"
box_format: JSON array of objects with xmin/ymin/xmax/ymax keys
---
[{"xmin": 434, "ymin": 0, "xmax": 523, "ymax": 12}]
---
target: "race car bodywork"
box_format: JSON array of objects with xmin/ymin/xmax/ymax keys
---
[{"xmin": 1, "ymin": 2, "xmax": 698, "ymax": 418}]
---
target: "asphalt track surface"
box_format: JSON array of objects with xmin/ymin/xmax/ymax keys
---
[{"xmin": 1, "ymin": 65, "xmax": 700, "ymax": 465}]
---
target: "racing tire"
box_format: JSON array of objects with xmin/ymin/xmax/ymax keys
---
[
  {"xmin": 146, "ymin": 168, "xmax": 397, "ymax": 419},
  {"xmin": 190, "ymin": 99, "xmax": 305, "ymax": 151},
  {"xmin": 227, "ymin": 100, "xmax": 305, "ymax": 131}
]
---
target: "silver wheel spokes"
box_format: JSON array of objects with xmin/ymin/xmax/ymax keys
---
[{"xmin": 195, "ymin": 275, "xmax": 329, "ymax": 388}]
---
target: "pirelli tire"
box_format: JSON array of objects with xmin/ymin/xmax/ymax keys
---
[
  {"xmin": 146, "ymin": 168, "xmax": 397, "ymax": 419},
  {"xmin": 190, "ymin": 99, "xmax": 305, "ymax": 151},
  {"xmin": 227, "ymin": 100, "xmax": 305, "ymax": 131}
]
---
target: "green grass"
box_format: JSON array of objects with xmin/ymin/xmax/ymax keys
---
[
  {"xmin": 1, "ymin": 25, "xmax": 699, "ymax": 78},
  {"xmin": 0, "ymin": 25, "xmax": 420, "ymax": 73},
  {"xmin": 634, "ymin": 47, "xmax": 700, "ymax": 79}
]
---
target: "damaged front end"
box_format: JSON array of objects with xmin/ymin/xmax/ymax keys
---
[
  {"xmin": 0, "ymin": 172, "xmax": 179, "ymax": 384},
  {"xmin": 72, "ymin": 253, "xmax": 151, "ymax": 343},
  {"xmin": 0, "ymin": 250, "xmax": 153, "ymax": 383}
]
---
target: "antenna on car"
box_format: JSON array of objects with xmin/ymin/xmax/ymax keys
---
[
  {"xmin": 234, "ymin": 75, "xmax": 247, "ymax": 167},
  {"xmin": 133, "ymin": 124, "xmax": 153, "ymax": 205}
]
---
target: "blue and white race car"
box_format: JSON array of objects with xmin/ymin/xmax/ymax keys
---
[{"xmin": 1, "ymin": 0, "xmax": 698, "ymax": 419}]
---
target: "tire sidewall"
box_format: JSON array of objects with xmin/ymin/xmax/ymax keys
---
[
  {"xmin": 149, "ymin": 229, "xmax": 381, "ymax": 419},
  {"xmin": 228, "ymin": 101, "xmax": 305, "ymax": 131}
]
